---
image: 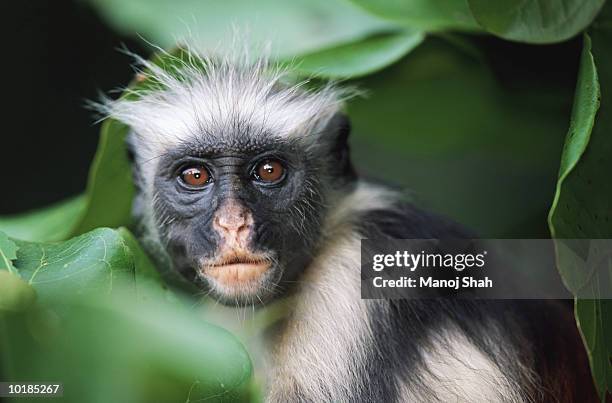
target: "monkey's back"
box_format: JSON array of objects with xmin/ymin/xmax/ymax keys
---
[{"xmin": 360, "ymin": 201, "xmax": 597, "ymax": 402}]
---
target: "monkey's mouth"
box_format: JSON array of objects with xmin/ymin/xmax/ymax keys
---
[{"xmin": 200, "ymin": 253, "xmax": 272, "ymax": 292}]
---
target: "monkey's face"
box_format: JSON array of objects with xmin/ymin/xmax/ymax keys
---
[
  {"xmin": 148, "ymin": 131, "xmax": 335, "ymax": 305},
  {"xmin": 109, "ymin": 55, "xmax": 353, "ymax": 305}
]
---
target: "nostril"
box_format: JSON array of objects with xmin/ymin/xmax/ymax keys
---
[
  {"xmin": 213, "ymin": 200, "xmax": 253, "ymax": 236},
  {"xmin": 236, "ymin": 222, "xmax": 250, "ymax": 235},
  {"xmin": 216, "ymin": 212, "xmax": 247, "ymax": 232}
]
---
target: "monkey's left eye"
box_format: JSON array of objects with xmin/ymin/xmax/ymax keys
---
[
  {"xmin": 179, "ymin": 166, "xmax": 211, "ymax": 187},
  {"xmin": 253, "ymin": 159, "xmax": 285, "ymax": 184}
]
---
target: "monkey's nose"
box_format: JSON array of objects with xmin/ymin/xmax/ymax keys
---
[
  {"xmin": 213, "ymin": 200, "xmax": 254, "ymax": 241},
  {"xmin": 215, "ymin": 211, "xmax": 247, "ymax": 233}
]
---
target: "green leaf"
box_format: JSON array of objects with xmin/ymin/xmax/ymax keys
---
[
  {"xmin": 7, "ymin": 225, "xmax": 167, "ymax": 302},
  {"xmin": 0, "ymin": 232, "xmax": 37, "ymax": 313},
  {"xmin": 14, "ymin": 228, "xmax": 136, "ymax": 300},
  {"xmin": 576, "ymin": 299, "xmax": 612, "ymax": 401},
  {"xmin": 0, "ymin": 227, "xmax": 254, "ymax": 402},
  {"xmin": 347, "ymin": 0, "xmax": 480, "ymax": 30},
  {"xmin": 86, "ymin": 0, "xmax": 398, "ymax": 58},
  {"xmin": 0, "ymin": 271, "xmax": 36, "ymax": 312},
  {"xmin": 0, "ymin": 289, "xmax": 253, "ymax": 402},
  {"xmin": 0, "ymin": 231, "xmax": 19, "ymax": 274},
  {"xmin": 117, "ymin": 227, "xmax": 181, "ymax": 301},
  {"xmin": 69, "ymin": 121, "xmax": 134, "ymax": 237},
  {"xmin": 0, "ymin": 196, "xmax": 86, "ymax": 242},
  {"xmin": 548, "ymin": 29, "xmax": 612, "ymax": 400},
  {"xmin": 290, "ymin": 30, "xmax": 424, "ymax": 79},
  {"xmin": 11, "ymin": 226, "xmax": 172, "ymax": 303},
  {"xmin": 467, "ymin": 0, "xmax": 605, "ymax": 44}
]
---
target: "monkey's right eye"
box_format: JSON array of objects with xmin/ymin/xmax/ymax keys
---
[{"xmin": 179, "ymin": 166, "xmax": 211, "ymax": 188}]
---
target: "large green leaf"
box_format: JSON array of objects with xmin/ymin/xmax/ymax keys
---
[
  {"xmin": 69, "ymin": 121, "xmax": 134, "ymax": 237},
  {"xmin": 575, "ymin": 298, "xmax": 612, "ymax": 402},
  {"xmin": 0, "ymin": 291, "xmax": 253, "ymax": 403},
  {"xmin": 291, "ymin": 30, "xmax": 424, "ymax": 79},
  {"xmin": 468, "ymin": 0, "xmax": 605, "ymax": 44},
  {"xmin": 0, "ymin": 234, "xmax": 37, "ymax": 312},
  {"xmin": 548, "ymin": 30, "xmax": 612, "ymax": 401},
  {"xmin": 117, "ymin": 227, "xmax": 181, "ymax": 301},
  {"xmin": 8, "ymin": 226, "xmax": 174, "ymax": 303},
  {"xmin": 0, "ymin": 231, "xmax": 19, "ymax": 274},
  {"xmin": 13, "ymin": 227, "xmax": 136, "ymax": 300},
  {"xmin": 0, "ymin": 227, "xmax": 254, "ymax": 402},
  {"xmin": 86, "ymin": 0, "xmax": 397, "ymax": 58},
  {"xmin": 0, "ymin": 196, "xmax": 86, "ymax": 242},
  {"xmin": 347, "ymin": 0, "xmax": 479, "ymax": 30},
  {"xmin": 0, "ymin": 271, "xmax": 36, "ymax": 312}
]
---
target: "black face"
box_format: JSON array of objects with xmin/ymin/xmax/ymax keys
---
[{"xmin": 145, "ymin": 115, "xmax": 353, "ymax": 305}]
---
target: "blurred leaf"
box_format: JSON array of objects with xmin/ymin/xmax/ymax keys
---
[
  {"xmin": 347, "ymin": 0, "xmax": 479, "ymax": 30},
  {"xmin": 348, "ymin": 37, "xmax": 569, "ymax": 236},
  {"xmin": 0, "ymin": 271, "xmax": 36, "ymax": 312},
  {"xmin": 86, "ymin": 0, "xmax": 398, "ymax": 57},
  {"xmin": 291, "ymin": 30, "xmax": 424, "ymax": 79},
  {"xmin": 0, "ymin": 291, "xmax": 253, "ymax": 403},
  {"xmin": 0, "ymin": 196, "xmax": 86, "ymax": 242},
  {"xmin": 575, "ymin": 299, "xmax": 612, "ymax": 402},
  {"xmin": 467, "ymin": 0, "xmax": 605, "ymax": 44},
  {"xmin": 117, "ymin": 227, "xmax": 179, "ymax": 301},
  {"xmin": 0, "ymin": 226, "xmax": 254, "ymax": 402},
  {"xmin": 0, "ymin": 231, "xmax": 19, "ymax": 274},
  {"xmin": 548, "ymin": 28, "xmax": 612, "ymax": 400},
  {"xmin": 69, "ymin": 121, "xmax": 134, "ymax": 237}
]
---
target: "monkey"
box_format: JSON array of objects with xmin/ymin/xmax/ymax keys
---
[{"xmin": 97, "ymin": 45, "xmax": 598, "ymax": 402}]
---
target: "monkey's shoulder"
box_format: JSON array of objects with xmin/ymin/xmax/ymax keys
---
[{"xmin": 358, "ymin": 201, "xmax": 471, "ymax": 240}]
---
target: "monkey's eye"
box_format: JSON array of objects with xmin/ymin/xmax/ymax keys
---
[
  {"xmin": 253, "ymin": 159, "xmax": 285, "ymax": 183},
  {"xmin": 180, "ymin": 166, "xmax": 211, "ymax": 187}
]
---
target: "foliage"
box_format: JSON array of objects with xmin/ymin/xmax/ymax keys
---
[
  {"xmin": 0, "ymin": 232, "xmax": 19, "ymax": 274},
  {"xmin": 0, "ymin": 197, "xmax": 85, "ymax": 243},
  {"xmin": 290, "ymin": 30, "xmax": 425, "ymax": 78},
  {"xmin": 467, "ymin": 0, "xmax": 606, "ymax": 43},
  {"xmin": 548, "ymin": 7, "xmax": 612, "ymax": 396},
  {"xmin": 0, "ymin": 0, "xmax": 611, "ymax": 400},
  {"xmin": 346, "ymin": 0, "xmax": 479, "ymax": 31},
  {"xmin": 86, "ymin": 0, "xmax": 398, "ymax": 57},
  {"xmin": 0, "ymin": 228, "xmax": 253, "ymax": 402}
]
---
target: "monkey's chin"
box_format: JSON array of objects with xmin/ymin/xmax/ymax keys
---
[{"xmin": 200, "ymin": 261, "xmax": 273, "ymax": 302}]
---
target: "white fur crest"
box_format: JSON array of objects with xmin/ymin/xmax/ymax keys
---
[{"xmin": 97, "ymin": 45, "xmax": 349, "ymax": 162}]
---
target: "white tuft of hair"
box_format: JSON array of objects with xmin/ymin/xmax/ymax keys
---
[{"xmin": 95, "ymin": 42, "xmax": 352, "ymax": 163}]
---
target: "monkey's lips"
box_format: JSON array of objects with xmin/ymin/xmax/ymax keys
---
[{"xmin": 200, "ymin": 253, "xmax": 272, "ymax": 294}]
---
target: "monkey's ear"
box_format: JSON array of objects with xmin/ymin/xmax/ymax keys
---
[{"xmin": 319, "ymin": 112, "xmax": 356, "ymax": 179}]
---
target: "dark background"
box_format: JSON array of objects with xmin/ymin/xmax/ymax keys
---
[
  {"xmin": 0, "ymin": 0, "xmax": 145, "ymax": 214},
  {"xmin": 0, "ymin": 1, "xmax": 580, "ymax": 220}
]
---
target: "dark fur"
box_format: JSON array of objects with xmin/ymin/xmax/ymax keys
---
[{"xmin": 357, "ymin": 205, "xmax": 597, "ymax": 402}]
